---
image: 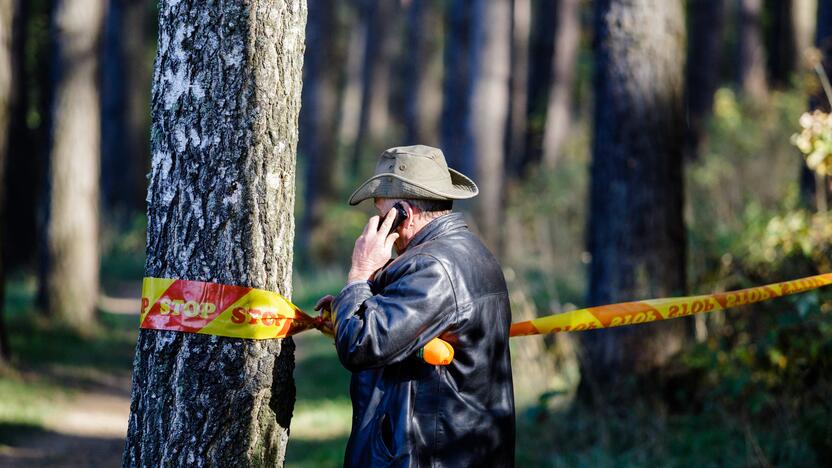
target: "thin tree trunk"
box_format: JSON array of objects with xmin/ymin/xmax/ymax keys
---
[
  {"xmin": 441, "ymin": 0, "xmax": 475, "ymax": 172},
  {"xmin": 470, "ymin": 0, "xmax": 511, "ymax": 255},
  {"xmin": 738, "ymin": 0, "xmax": 768, "ymax": 99},
  {"xmin": 519, "ymin": 0, "xmax": 557, "ymax": 173},
  {"xmin": 584, "ymin": 0, "xmax": 688, "ymax": 393},
  {"xmin": 350, "ymin": 0, "xmax": 398, "ymax": 175},
  {"xmin": 42, "ymin": 0, "xmax": 105, "ymax": 328},
  {"xmin": 102, "ymin": 0, "xmax": 151, "ymax": 215},
  {"xmin": 0, "ymin": 0, "xmax": 17, "ymax": 362},
  {"xmin": 685, "ymin": 0, "xmax": 725, "ymax": 159},
  {"xmin": 506, "ymin": 0, "xmax": 531, "ymax": 177},
  {"xmin": 403, "ymin": 0, "xmax": 443, "ymax": 146},
  {"xmin": 122, "ymin": 1, "xmax": 306, "ymax": 466},
  {"xmin": 298, "ymin": 0, "xmax": 343, "ymax": 265},
  {"xmin": 541, "ymin": 0, "xmax": 580, "ymax": 168}
]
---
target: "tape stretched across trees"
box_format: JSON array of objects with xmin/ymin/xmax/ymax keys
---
[
  {"xmin": 140, "ymin": 277, "xmax": 454, "ymax": 365},
  {"xmin": 141, "ymin": 273, "xmax": 832, "ymax": 365}
]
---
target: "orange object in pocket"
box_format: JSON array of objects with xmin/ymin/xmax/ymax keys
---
[{"xmin": 419, "ymin": 337, "xmax": 454, "ymax": 366}]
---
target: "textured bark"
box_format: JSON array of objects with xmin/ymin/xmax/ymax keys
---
[
  {"xmin": 470, "ymin": 0, "xmax": 512, "ymax": 255},
  {"xmin": 297, "ymin": 0, "xmax": 344, "ymax": 265},
  {"xmin": 506, "ymin": 0, "xmax": 531, "ymax": 177},
  {"xmin": 685, "ymin": 0, "xmax": 725, "ymax": 159},
  {"xmin": 41, "ymin": 0, "xmax": 105, "ymax": 328},
  {"xmin": 541, "ymin": 0, "xmax": 580, "ymax": 168},
  {"xmin": 0, "ymin": 0, "xmax": 16, "ymax": 361},
  {"xmin": 122, "ymin": 1, "xmax": 306, "ymax": 466},
  {"xmin": 738, "ymin": 0, "xmax": 768, "ymax": 99},
  {"xmin": 102, "ymin": 0, "xmax": 151, "ymax": 214},
  {"xmin": 584, "ymin": 0, "xmax": 688, "ymax": 388},
  {"xmin": 403, "ymin": 0, "xmax": 443, "ymax": 146}
]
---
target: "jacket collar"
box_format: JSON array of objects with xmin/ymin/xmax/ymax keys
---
[{"xmin": 405, "ymin": 212, "xmax": 468, "ymax": 251}]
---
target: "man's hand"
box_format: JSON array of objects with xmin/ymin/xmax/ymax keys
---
[
  {"xmin": 347, "ymin": 207, "xmax": 400, "ymax": 283},
  {"xmin": 314, "ymin": 295, "xmax": 335, "ymax": 338}
]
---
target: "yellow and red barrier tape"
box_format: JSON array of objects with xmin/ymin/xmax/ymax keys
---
[
  {"xmin": 509, "ymin": 273, "xmax": 832, "ymax": 336},
  {"xmin": 141, "ymin": 273, "xmax": 832, "ymax": 364}
]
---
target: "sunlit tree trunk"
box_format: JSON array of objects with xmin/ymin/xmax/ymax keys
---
[
  {"xmin": 470, "ymin": 0, "xmax": 511, "ymax": 254},
  {"xmin": 738, "ymin": 0, "xmax": 768, "ymax": 99},
  {"xmin": 122, "ymin": 1, "xmax": 306, "ymax": 466},
  {"xmin": 584, "ymin": 0, "xmax": 688, "ymax": 393},
  {"xmin": 41, "ymin": 0, "xmax": 106, "ymax": 329}
]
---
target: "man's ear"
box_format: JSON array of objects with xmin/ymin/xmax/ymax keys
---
[{"xmin": 401, "ymin": 201, "xmax": 415, "ymax": 230}]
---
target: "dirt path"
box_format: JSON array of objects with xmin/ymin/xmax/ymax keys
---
[{"xmin": 0, "ymin": 387, "xmax": 131, "ymax": 468}]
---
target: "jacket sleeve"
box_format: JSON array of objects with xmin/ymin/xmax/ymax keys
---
[{"xmin": 332, "ymin": 254, "xmax": 457, "ymax": 372}]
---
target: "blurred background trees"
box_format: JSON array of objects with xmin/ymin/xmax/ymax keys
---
[{"xmin": 2, "ymin": 0, "xmax": 832, "ymax": 465}]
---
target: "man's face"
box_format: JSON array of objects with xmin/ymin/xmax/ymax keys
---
[{"xmin": 373, "ymin": 198, "xmax": 407, "ymax": 253}]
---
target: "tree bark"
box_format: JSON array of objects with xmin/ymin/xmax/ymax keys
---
[
  {"xmin": 297, "ymin": 0, "xmax": 344, "ymax": 266},
  {"xmin": 584, "ymin": 0, "xmax": 688, "ymax": 391},
  {"xmin": 41, "ymin": 0, "xmax": 105, "ymax": 328},
  {"xmin": 738, "ymin": 0, "xmax": 768, "ymax": 99},
  {"xmin": 541, "ymin": 0, "xmax": 581, "ymax": 168},
  {"xmin": 470, "ymin": 0, "xmax": 512, "ymax": 255},
  {"xmin": 403, "ymin": 0, "xmax": 443, "ymax": 147},
  {"xmin": 685, "ymin": 0, "xmax": 725, "ymax": 159},
  {"xmin": 122, "ymin": 1, "xmax": 306, "ymax": 466},
  {"xmin": 0, "ymin": 0, "xmax": 17, "ymax": 362}
]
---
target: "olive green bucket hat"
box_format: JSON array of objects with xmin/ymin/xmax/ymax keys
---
[{"xmin": 348, "ymin": 145, "xmax": 479, "ymax": 205}]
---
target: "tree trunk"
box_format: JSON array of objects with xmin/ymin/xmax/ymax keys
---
[
  {"xmin": 0, "ymin": 0, "xmax": 17, "ymax": 362},
  {"xmin": 584, "ymin": 0, "xmax": 688, "ymax": 393},
  {"xmin": 102, "ymin": 0, "xmax": 151, "ymax": 216},
  {"xmin": 41, "ymin": 0, "xmax": 105, "ymax": 328},
  {"xmin": 506, "ymin": 0, "xmax": 531, "ymax": 177},
  {"xmin": 738, "ymin": 0, "xmax": 768, "ymax": 99},
  {"xmin": 403, "ymin": 0, "xmax": 443, "ymax": 147},
  {"xmin": 685, "ymin": 0, "xmax": 725, "ymax": 159},
  {"xmin": 350, "ymin": 0, "xmax": 398, "ymax": 175},
  {"xmin": 519, "ymin": 0, "xmax": 557, "ymax": 174},
  {"xmin": 541, "ymin": 0, "xmax": 581, "ymax": 168},
  {"xmin": 297, "ymin": 0, "xmax": 344, "ymax": 266},
  {"xmin": 122, "ymin": 1, "xmax": 306, "ymax": 466},
  {"xmin": 441, "ymin": 0, "xmax": 475, "ymax": 173},
  {"xmin": 470, "ymin": 0, "xmax": 511, "ymax": 255}
]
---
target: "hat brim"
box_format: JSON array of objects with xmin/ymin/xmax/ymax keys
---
[{"xmin": 348, "ymin": 168, "xmax": 479, "ymax": 205}]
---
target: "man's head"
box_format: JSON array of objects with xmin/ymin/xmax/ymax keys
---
[
  {"xmin": 349, "ymin": 145, "xmax": 476, "ymax": 253},
  {"xmin": 373, "ymin": 197, "xmax": 453, "ymax": 253}
]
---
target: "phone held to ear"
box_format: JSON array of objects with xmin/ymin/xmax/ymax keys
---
[{"xmin": 379, "ymin": 202, "xmax": 408, "ymax": 233}]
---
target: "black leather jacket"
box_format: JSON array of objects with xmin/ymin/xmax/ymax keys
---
[{"xmin": 333, "ymin": 212, "xmax": 515, "ymax": 467}]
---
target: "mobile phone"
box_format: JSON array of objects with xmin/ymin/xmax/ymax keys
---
[{"xmin": 380, "ymin": 202, "xmax": 408, "ymax": 233}]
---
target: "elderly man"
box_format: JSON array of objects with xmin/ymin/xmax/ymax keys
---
[{"xmin": 316, "ymin": 145, "xmax": 515, "ymax": 467}]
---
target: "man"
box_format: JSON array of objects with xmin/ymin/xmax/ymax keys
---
[{"xmin": 315, "ymin": 145, "xmax": 515, "ymax": 467}]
